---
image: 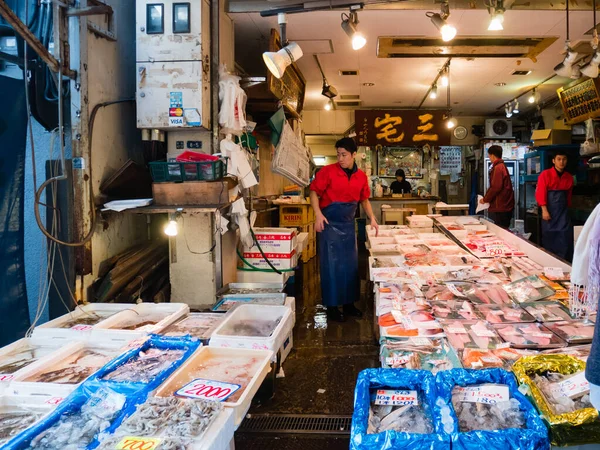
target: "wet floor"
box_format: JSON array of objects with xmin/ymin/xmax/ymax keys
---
[{"xmin": 235, "ymin": 244, "xmax": 379, "ymax": 449}]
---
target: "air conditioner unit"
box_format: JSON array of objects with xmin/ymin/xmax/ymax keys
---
[{"xmin": 485, "ymin": 119, "xmax": 513, "ymax": 139}]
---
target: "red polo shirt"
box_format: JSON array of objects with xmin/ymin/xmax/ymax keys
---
[
  {"xmin": 535, "ymin": 168, "xmax": 574, "ymax": 207},
  {"xmin": 310, "ymin": 163, "xmax": 371, "ymax": 210}
]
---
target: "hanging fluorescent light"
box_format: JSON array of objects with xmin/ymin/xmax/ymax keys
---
[
  {"xmin": 528, "ymin": 89, "xmax": 536, "ymax": 104},
  {"xmin": 341, "ymin": 10, "xmax": 367, "ymax": 50},
  {"xmin": 513, "ymin": 100, "xmax": 520, "ymax": 114},
  {"xmin": 426, "ymin": 2, "xmax": 457, "ymax": 42},
  {"xmin": 581, "ymin": 51, "xmax": 600, "ymax": 78},
  {"xmin": 263, "ymin": 14, "xmax": 303, "ymax": 79},
  {"xmin": 430, "ymin": 84, "xmax": 438, "ymax": 99}
]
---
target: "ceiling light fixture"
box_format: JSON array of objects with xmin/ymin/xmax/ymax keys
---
[
  {"xmin": 446, "ymin": 116, "xmax": 457, "ymax": 129},
  {"xmin": 486, "ymin": 0, "xmax": 505, "ymax": 31},
  {"xmin": 581, "ymin": 0, "xmax": 600, "ymax": 78},
  {"xmin": 430, "ymin": 84, "xmax": 438, "ymax": 99},
  {"xmin": 324, "ymin": 100, "xmax": 332, "ymax": 111},
  {"xmin": 440, "ymin": 68, "xmax": 449, "ymax": 87},
  {"xmin": 513, "ymin": 100, "xmax": 520, "ymax": 114},
  {"xmin": 426, "ymin": 2, "xmax": 457, "ymax": 42},
  {"xmin": 505, "ymin": 103, "xmax": 513, "ymax": 118},
  {"xmin": 314, "ymin": 55, "xmax": 338, "ymax": 100},
  {"xmin": 528, "ymin": 89, "xmax": 536, "ymax": 104},
  {"xmin": 553, "ymin": 0, "xmax": 580, "ymax": 79},
  {"xmin": 262, "ymin": 13, "xmax": 303, "ymax": 79},
  {"xmin": 341, "ymin": 8, "xmax": 367, "ymax": 50}
]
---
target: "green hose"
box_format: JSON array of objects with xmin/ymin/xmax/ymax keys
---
[{"xmin": 236, "ymin": 248, "xmax": 296, "ymax": 273}]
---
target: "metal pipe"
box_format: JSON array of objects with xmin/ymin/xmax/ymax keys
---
[{"xmin": 210, "ymin": 0, "xmax": 220, "ymax": 155}]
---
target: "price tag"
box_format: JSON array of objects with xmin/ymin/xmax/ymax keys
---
[
  {"xmin": 485, "ymin": 242, "xmax": 506, "ymax": 257},
  {"xmin": 496, "ymin": 343, "xmax": 512, "ymax": 349},
  {"xmin": 549, "ymin": 372, "xmax": 590, "ymax": 399},
  {"xmin": 447, "ymin": 326, "xmax": 468, "ymax": 334},
  {"xmin": 472, "ymin": 327, "xmax": 497, "ymax": 338},
  {"xmin": 531, "ymin": 332, "xmax": 553, "ymax": 339},
  {"xmin": 435, "ymin": 307, "xmax": 451, "ymax": 313},
  {"xmin": 489, "ymin": 310, "xmax": 504, "ymax": 316},
  {"xmin": 375, "ymin": 389, "xmax": 419, "ymax": 406},
  {"xmin": 175, "ymin": 378, "xmax": 240, "ymax": 402},
  {"xmin": 454, "ymin": 385, "xmax": 510, "ymax": 404},
  {"xmin": 385, "ymin": 355, "xmax": 411, "ymax": 366},
  {"xmin": 544, "ymin": 267, "xmax": 565, "ymax": 279},
  {"xmin": 447, "ymin": 284, "xmax": 467, "ymax": 298},
  {"xmin": 116, "ymin": 437, "xmax": 162, "ymax": 450},
  {"xmin": 45, "ymin": 397, "xmax": 63, "ymax": 406},
  {"xmin": 71, "ymin": 324, "xmax": 93, "ymax": 332},
  {"xmin": 410, "ymin": 337, "xmax": 432, "ymax": 346},
  {"xmin": 407, "ymin": 284, "xmax": 423, "ymax": 296},
  {"xmin": 401, "ymin": 316, "xmax": 416, "ymax": 330}
]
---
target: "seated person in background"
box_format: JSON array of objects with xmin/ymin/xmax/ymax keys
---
[{"xmin": 390, "ymin": 169, "xmax": 412, "ymax": 194}]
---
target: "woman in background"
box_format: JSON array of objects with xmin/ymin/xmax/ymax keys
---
[{"xmin": 390, "ymin": 169, "xmax": 412, "ymax": 194}]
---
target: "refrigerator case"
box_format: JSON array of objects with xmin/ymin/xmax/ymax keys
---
[{"xmin": 484, "ymin": 159, "xmax": 521, "ymax": 221}]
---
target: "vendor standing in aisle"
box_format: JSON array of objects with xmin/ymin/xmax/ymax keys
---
[
  {"xmin": 535, "ymin": 150, "xmax": 575, "ymax": 261},
  {"xmin": 480, "ymin": 145, "xmax": 515, "ymax": 229},
  {"xmin": 310, "ymin": 138, "xmax": 379, "ymax": 322}
]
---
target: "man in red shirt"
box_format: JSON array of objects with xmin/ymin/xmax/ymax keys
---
[
  {"xmin": 480, "ymin": 145, "xmax": 515, "ymax": 229},
  {"xmin": 310, "ymin": 138, "xmax": 378, "ymax": 322},
  {"xmin": 535, "ymin": 150, "xmax": 575, "ymax": 261}
]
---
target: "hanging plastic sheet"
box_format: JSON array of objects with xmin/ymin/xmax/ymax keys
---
[
  {"xmin": 351, "ymin": 368, "xmax": 449, "ymax": 450},
  {"xmin": 436, "ymin": 368, "xmax": 549, "ymax": 450},
  {"xmin": 0, "ymin": 76, "xmax": 30, "ymax": 346},
  {"xmin": 513, "ymin": 354, "xmax": 600, "ymax": 446}
]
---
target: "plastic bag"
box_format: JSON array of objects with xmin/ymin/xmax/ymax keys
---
[
  {"xmin": 351, "ymin": 368, "xmax": 449, "ymax": 450},
  {"xmin": 218, "ymin": 65, "xmax": 246, "ymax": 135},
  {"xmin": 435, "ymin": 368, "xmax": 549, "ymax": 450}
]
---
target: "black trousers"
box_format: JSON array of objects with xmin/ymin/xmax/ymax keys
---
[{"xmin": 489, "ymin": 211, "xmax": 513, "ymax": 229}]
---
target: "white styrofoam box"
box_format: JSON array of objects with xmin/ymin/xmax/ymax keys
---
[
  {"xmin": 279, "ymin": 331, "xmax": 293, "ymax": 366},
  {"xmin": 296, "ymin": 232, "xmax": 309, "ymax": 254},
  {"xmin": 409, "ymin": 227, "xmax": 434, "ymax": 234},
  {"xmin": 285, "ymin": 296, "xmax": 296, "ymax": 315},
  {"xmin": 154, "ymin": 347, "xmax": 273, "ymax": 428},
  {"xmin": 407, "ymin": 215, "xmax": 434, "ymax": 228},
  {"xmin": 31, "ymin": 303, "xmax": 136, "ymax": 343},
  {"xmin": 463, "ymin": 224, "xmax": 489, "ymax": 232},
  {"xmin": 0, "ymin": 394, "xmax": 60, "ymax": 446},
  {"xmin": 93, "ymin": 303, "xmax": 190, "ymax": 344},
  {"xmin": 244, "ymin": 228, "xmax": 297, "ymax": 254},
  {"xmin": 241, "ymin": 251, "xmax": 298, "ymax": 270},
  {"xmin": 209, "ymin": 305, "xmax": 293, "ymax": 361},
  {"xmin": 11, "ymin": 341, "xmax": 124, "ymax": 398},
  {"xmin": 417, "ymin": 233, "xmax": 448, "ymax": 241},
  {"xmin": 367, "ymin": 236, "xmax": 396, "ymax": 246},
  {"xmin": 368, "ymin": 256, "xmax": 406, "ymax": 281},
  {"xmin": 0, "ymin": 337, "xmax": 67, "ymax": 394},
  {"xmin": 198, "ymin": 407, "xmax": 235, "ymax": 450},
  {"xmin": 236, "ymin": 269, "xmax": 292, "ymax": 284}
]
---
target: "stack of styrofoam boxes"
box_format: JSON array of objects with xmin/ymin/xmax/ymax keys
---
[
  {"xmin": 242, "ymin": 228, "xmax": 299, "ymax": 270},
  {"xmin": 406, "ymin": 214, "xmax": 435, "ymax": 233},
  {"xmin": 279, "ymin": 203, "xmax": 316, "ymax": 263}
]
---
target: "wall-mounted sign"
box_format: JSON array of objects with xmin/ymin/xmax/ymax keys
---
[{"xmin": 355, "ymin": 110, "xmax": 451, "ymax": 146}]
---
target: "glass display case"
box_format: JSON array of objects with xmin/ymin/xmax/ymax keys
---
[{"xmin": 377, "ymin": 147, "xmax": 423, "ymax": 179}]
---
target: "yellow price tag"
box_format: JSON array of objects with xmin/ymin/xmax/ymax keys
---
[{"xmin": 116, "ymin": 437, "xmax": 162, "ymax": 450}]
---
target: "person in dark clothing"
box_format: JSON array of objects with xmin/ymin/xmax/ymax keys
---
[
  {"xmin": 480, "ymin": 145, "xmax": 515, "ymax": 229},
  {"xmin": 390, "ymin": 169, "xmax": 413, "ymax": 194}
]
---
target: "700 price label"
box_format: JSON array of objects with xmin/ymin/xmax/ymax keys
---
[{"xmin": 116, "ymin": 437, "xmax": 162, "ymax": 450}]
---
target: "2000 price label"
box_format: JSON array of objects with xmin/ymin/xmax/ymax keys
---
[
  {"xmin": 116, "ymin": 437, "xmax": 162, "ymax": 450},
  {"xmin": 175, "ymin": 378, "xmax": 241, "ymax": 402}
]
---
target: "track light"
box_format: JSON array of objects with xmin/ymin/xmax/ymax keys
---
[
  {"xmin": 554, "ymin": 47, "xmax": 579, "ymax": 78},
  {"xmin": 513, "ymin": 100, "xmax": 520, "ymax": 114},
  {"xmin": 440, "ymin": 70, "xmax": 449, "ymax": 87},
  {"xmin": 528, "ymin": 89, "xmax": 536, "ymax": 104},
  {"xmin": 262, "ymin": 14, "xmax": 303, "ymax": 79},
  {"xmin": 430, "ymin": 84, "xmax": 438, "ymax": 99},
  {"xmin": 446, "ymin": 116, "xmax": 457, "ymax": 129},
  {"xmin": 581, "ymin": 51, "xmax": 600, "ymax": 78},
  {"xmin": 321, "ymin": 81, "xmax": 338, "ymax": 99},
  {"xmin": 324, "ymin": 100, "xmax": 333, "ymax": 111},
  {"xmin": 505, "ymin": 103, "xmax": 513, "ymax": 118},
  {"xmin": 426, "ymin": 2, "xmax": 457, "ymax": 42},
  {"xmin": 488, "ymin": 11, "xmax": 504, "ymax": 31},
  {"xmin": 341, "ymin": 10, "xmax": 367, "ymax": 50}
]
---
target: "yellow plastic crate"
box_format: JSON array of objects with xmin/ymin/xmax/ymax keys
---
[{"xmin": 280, "ymin": 205, "xmax": 315, "ymax": 227}]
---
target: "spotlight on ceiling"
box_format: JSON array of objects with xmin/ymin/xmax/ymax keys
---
[
  {"xmin": 554, "ymin": 47, "xmax": 579, "ymax": 78},
  {"xmin": 513, "ymin": 100, "xmax": 520, "ymax": 114},
  {"xmin": 446, "ymin": 116, "xmax": 457, "ymax": 129},
  {"xmin": 440, "ymin": 69, "xmax": 449, "ymax": 87},
  {"xmin": 426, "ymin": 2, "xmax": 457, "ymax": 42},
  {"xmin": 528, "ymin": 89, "xmax": 536, "ymax": 104},
  {"xmin": 487, "ymin": 0, "xmax": 505, "ymax": 31},
  {"xmin": 581, "ymin": 51, "xmax": 600, "ymax": 78},
  {"xmin": 262, "ymin": 14, "xmax": 303, "ymax": 79},
  {"xmin": 324, "ymin": 100, "xmax": 333, "ymax": 111},
  {"xmin": 430, "ymin": 84, "xmax": 438, "ymax": 99},
  {"xmin": 341, "ymin": 9, "xmax": 367, "ymax": 50},
  {"xmin": 322, "ymin": 81, "xmax": 338, "ymax": 99},
  {"xmin": 505, "ymin": 103, "xmax": 513, "ymax": 118}
]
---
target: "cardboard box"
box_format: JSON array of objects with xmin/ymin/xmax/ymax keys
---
[
  {"xmin": 242, "ymin": 251, "xmax": 298, "ymax": 270},
  {"xmin": 244, "ymin": 228, "xmax": 297, "ymax": 254},
  {"xmin": 531, "ymin": 129, "xmax": 572, "ymax": 146}
]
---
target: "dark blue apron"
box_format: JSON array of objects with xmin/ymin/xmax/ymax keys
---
[
  {"xmin": 541, "ymin": 190, "xmax": 574, "ymax": 261},
  {"xmin": 318, "ymin": 202, "xmax": 359, "ymax": 307}
]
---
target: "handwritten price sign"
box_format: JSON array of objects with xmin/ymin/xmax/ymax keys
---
[
  {"xmin": 485, "ymin": 242, "xmax": 507, "ymax": 257},
  {"xmin": 385, "ymin": 356, "xmax": 411, "ymax": 367},
  {"xmin": 176, "ymin": 378, "xmax": 240, "ymax": 402},
  {"xmin": 375, "ymin": 389, "xmax": 419, "ymax": 406},
  {"xmin": 454, "ymin": 385, "xmax": 509, "ymax": 404},
  {"xmin": 116, "ymin": 437, "xmax": 162, "ymax": 450},
  {"xmin": 549, "ymin": 372, "xmax": 589, "ymax": 399}
]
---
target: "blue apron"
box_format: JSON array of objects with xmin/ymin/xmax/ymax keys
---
[
  {"xmin": 541, "ymin": 190, "xmax": 574, "ymax": 261},
  {"xmin": 318, "ymin": 202, "xmax": 359, "ymax": 307}
]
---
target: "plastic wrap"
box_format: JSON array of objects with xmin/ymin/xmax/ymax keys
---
[
  {"xmin": 543, "ymin": 320, "xmax": 595, "ymax": 344},
  {"xmin": 435, "ymin": 368, "xmax": 549, "ymax": 450},
  {"xmin": 493, "ymin": 323, "xmax": 566, "ymax": 349},
  {"xmin": 521, "ymin": 302, "xmax": 573, "ymax": 323},
  {"xmin": 503, "ymin": 276, "xmax": 555, "ymax": 303},
  {"xmin": 475, "ymin": 305, "xmax": 535, "ymax": 324},
  {"xmin": 160, "ymin": 313, "xmax": 226, "ymax": 343},
  {"xmin": 351, "ymin": 368, "xmax": 449, "ymax": 450},
  {"xmin": 430, "ymin": 301, "xmax": 482, "ymax": 321},
  {"xmin": 380, "ymin": 338, "xmax": 462, "ymax": 373},
  {"xmin": 465, "ymin": 285, "xmax": 514, "ymax": 306},
  {"xmin": 440, "ymin": 320, "xmax": 503, "ymax": 350},
  {"xmin": 513, "ymin": 355, "xmax": 600, "ymax": 446}
]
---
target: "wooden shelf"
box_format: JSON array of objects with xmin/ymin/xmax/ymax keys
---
[{"xmin": 116, "ymin": 204, "xmax": 230, "ymax": 214}]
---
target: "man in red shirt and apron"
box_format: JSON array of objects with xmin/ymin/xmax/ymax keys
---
[{"xmin": 535, "ymin": 150, "xmax": 575, "ymax": 261}]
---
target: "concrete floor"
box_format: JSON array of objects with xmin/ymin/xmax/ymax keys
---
[{"xmin": 235, "ymin": 245, "xmax": 379, "ymax": 449}]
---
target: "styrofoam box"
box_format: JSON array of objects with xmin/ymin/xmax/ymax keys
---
[
  {"xmin": 279, "ymin": 330, "xmax": 294, "ymax": 365},
  {"xmin": 197, "ymin": 407, "xmax": 235, "ymax": 450},
  {"xmin": 209, "ymin": 305, "xmax": 294, "ymax": 361},
  {"xmin": 92, "ymin": 303, "xmax": 190, "ymax": 344},
  {"xmin": 236, "ymin": 269, "xmax": 292, "ymax": 284},
  {"xmin": 285, "ymin": 296, "xmax": 296, "ymax": 315},
  {"xmin": 0, "ymin": 393, "xmax": 60, "ymax": 446},
  {"xmin": 409, "ymin": 227, "xmax": 435, "ymax": 234},
  {"xmin": 367, "ymin": 236, "xmax": 396, "ymax": 246},
  {"xmin": 244, "ymin": 228, "xmax": 297, "ymax": 254},
  {"xmin": 11, "ymin": 340, "xmax": 125, "ymax": 398},
  {"xmin": 31, "ymin": 303, "xmax": 138, "ymax": 343},
  {"xmin": 0, "ymin": 336, "xmax": 67, "ymax": 393},
  {"xmin": 242, "ymin": 251, "xmax": 299, "ymax": 270},
  {"xmin": 368, "ymin": 256, "xmax": 406, "ymax": 280},
  {"xmin": 154, "ymin": 347, "xmax": 273, "ymax": 428}
]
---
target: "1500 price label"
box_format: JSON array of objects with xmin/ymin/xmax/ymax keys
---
[
  {"xmin": 116, "ymin": 437, "xmax": 162, "ymax": 450},
  {"xmin": 175, "ymin": 378, "xmax": 240, "ymax": 402},
  {"xmin": 454, "ymin": 385, "xmax": 509, "ymax": 404},
  {"xmin": 375, "ymin": 389, "xmax": 419, "ymax": 406}
]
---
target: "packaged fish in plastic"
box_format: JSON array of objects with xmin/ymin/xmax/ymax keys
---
[
  {"xmin": 380, "ymin": 337, "xmax": 462, "ymax": 373},
  {"xmin": 522, "ymin": 301, "xmax": 573, "ymax": 322},
  {"xmin": 101, "ymin": 348, "xmax": 186, "ymax": 383},
  {"xmin": 460, "ymin": 349, "xmax": 505, "ymax": 369},
  {"xmin": 475, "ymin": 304, "xmax": 535, "ymax": 324},
  {"xmin": 368, "ymin": 395, "xmax": 434, "ymax": 434},
  {"xmin": 493, "ymin": 323, "xmax": 566, "ymax": 349},
  {"xmin": 0, "ymin": 408, "xmax": 44, "ymax": 446},
  {"xmin": 543, "ymin": 320, "xmax": 595, "ymax": 344},
  {"xmin": 430, "ymin": 300, "xmax": 482, "ymax": 321},
  {"xmin": 465, "ymin": 284, "xmax": 514, "ymax": 305},
  {"xmin": 533, "ymin": 371, "xmax": 592, "ymax": 415},
  {"xmin": 541, "ymin": 344, "xmax": 591, "ymax": 361},
  {"xmin": 492, "ymin": 347, "xmax": 538, "ymax": 369},
  {"xmin": 371, "ymin": 256, "xmax": 404, "ymax": 269},
  {"xmin": 160, "ymin": 313, "xmax": 225, "ymax": 341},
  {"xmin": 380, "ymin": 311, "xmax": 443, "ymax": 338},
  {"xmin": 503, "ymin": 276, "xmax": 555, "ymax": 303},
  {"xmin": 440, "ymin": 320, "xmax": 504, "ymax": 351},
  {"xmin": 97, "ymin": 397, "xmax": 222, "ymax": 449},
  {"xmin": 0, "ymin": 341, "xmax": 58, "ymax": 380},
  {"xmin": 108, "ymin": 312, "xmax": 172, "ymax": 331},
  {"xmin": 217, "ymin": 316, "xmax": 282, "ymax": 337},
  {"xmin": 424, "ymin": 283, "xmax": 470, "ymax": 301},
  {"xmin": 24, "ymin": 387, "xmax": 126, "ymax": 450}
]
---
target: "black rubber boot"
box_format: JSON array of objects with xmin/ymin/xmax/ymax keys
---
[
  {"xmin": 326, "ymin": 307, "xmax": 346, "ymax": 322},
  {"xmin": 343, "ymin": 303, "xmax": 363, "ymax": 318}
]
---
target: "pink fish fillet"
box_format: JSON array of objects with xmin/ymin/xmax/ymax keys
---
[
  {"xmin": 447, "ymin": 332, "xmax": 467, "ymax": 350},
  {"xmin": 468, "ymin": 329, "xmax": 490, "ymax": 348},
  {"xmin": 485, "ymin": 312, "xmax": 503, "ymax": 324},
  {"xmin": 486, "ymin": 287, "xmax": 504, "ymax": 305},
  {"xmin": 494, "ymin": 286, "xmax": 512, "ymax": 304},
  {"xmin": 474, "ymin": 289, "xmax": 491, "ymax": 304},
  {"xmin": 526, "ymin": 334, "xmax": 551, "ymax": 346}
]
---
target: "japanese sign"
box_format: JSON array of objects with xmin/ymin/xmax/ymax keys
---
[
  {"xmin": 454, "ymin": 385, "xmax": 510, "ymax": 404},
  {"xmin": 355, "ymin": 110, "xmax": 451, "ymax": 146},
  {"xmin": 375, "ymin": 389, "xmax": 419, "ymax": 406},
  {"xmin": 440, "ymin": 146, "xmax": 463, "ymax": 176}
]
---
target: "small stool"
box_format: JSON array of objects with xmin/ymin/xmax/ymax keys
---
[
  {"xmin": 432, "ymin": 204, "xmax": 470, "ymax": 216},
  {"xmin": 381, "ymin": 207, "xmax": 417, "ymax": 225}
]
